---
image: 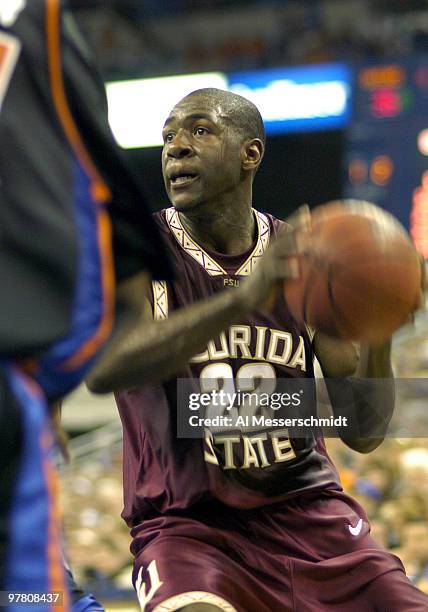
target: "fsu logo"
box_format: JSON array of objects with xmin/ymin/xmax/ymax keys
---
[{"xmin": 0, "ymin": 0, "xmax": 26, "ymax": 27}]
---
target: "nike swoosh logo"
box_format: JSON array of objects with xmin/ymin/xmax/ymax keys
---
[{"xmin": 348, "ymin": 518, "xmax": 363, "ymax": 536}]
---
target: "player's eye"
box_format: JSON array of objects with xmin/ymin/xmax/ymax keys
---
[{"xmin": 194, "ymin": 126, "xmax": 209, "ymax": 137}]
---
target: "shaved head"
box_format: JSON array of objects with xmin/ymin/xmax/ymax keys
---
[
  {"xmin": 162, "ymin": 87, "xmax": 266, "ymax": 211},
  {"xmin": 179, "ymin": 88, "xmax": 266, "ymax": 148}
]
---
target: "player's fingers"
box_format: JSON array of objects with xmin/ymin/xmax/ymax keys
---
[
  {"xmin": 264, "ymin": 250, "xmax": 300, "ymax": 282},
  {"xmin": 286, "ymin": 204, "xmax": 311, "ymax": 253},
  {"xmin": 284, "ymin": 204, "xmax": 311, "ymax": 230},
  {"xmin": 287, "ymin": 206, "xmax": 311, "ymax": 254},
  {"xmin": 281, "ymin": 256, "xmax": 299, "ymax": 279},
  {"xmin": 274, "ymin": 225, "xmax": 309, "ymax": 257},
  {"xmin": 278, "ymin": 204, "xmax": 311, "ymax": 236}
]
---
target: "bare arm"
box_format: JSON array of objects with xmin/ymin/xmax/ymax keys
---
[{"xmin": 314, "ymin": 332, "xmax": 394, "ymax": 453}]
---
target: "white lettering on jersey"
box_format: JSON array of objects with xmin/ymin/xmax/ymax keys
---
[
  {"xmin": 136, "ymin": 560, "xmax": 163, "ymax": 611},
  {"xmin": 191, "ymin": 324, "xmax": 307, "ymax": 371},
  {"xmin": 200, "ymin": 362, "xmax": 298, "ymax": 471},
  {"xmin": 205, "ymin": 430, "xmax": 297, "ymax": 471},
  {"xmin": 0, "ymin": 0, "xmax": 26, "ymax": 27}
]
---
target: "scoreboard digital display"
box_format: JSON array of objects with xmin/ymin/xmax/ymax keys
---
[{"xmin": 343, "ymin": 57, "xmax": 428, "ymax": 257}]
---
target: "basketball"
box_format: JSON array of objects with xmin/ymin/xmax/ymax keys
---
[{"xmin": 283, "ymin": 200, "xmax": 422, "ymax": 343}]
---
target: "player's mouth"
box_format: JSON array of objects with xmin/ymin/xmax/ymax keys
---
[{"xmin": 169, "ymin": 173, "xmax": 199, "ymax": 189}]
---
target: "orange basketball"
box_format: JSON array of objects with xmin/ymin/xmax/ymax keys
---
[{"xmin": 283, "ymin": 200, "xmax": 422, "ymax": 343}]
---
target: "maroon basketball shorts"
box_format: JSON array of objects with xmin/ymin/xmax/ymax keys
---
[{"xmin": 130, "ymin": 490, "xmax": 428, "ymax": 611}]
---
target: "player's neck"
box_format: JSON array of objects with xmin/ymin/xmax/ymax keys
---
[{"xmin": 179, "ymin": 197, "xmax": 256, "ymax": 255}]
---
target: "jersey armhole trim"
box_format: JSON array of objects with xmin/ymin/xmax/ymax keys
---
[{"xmin": 152, "ymin": 280, "xmax": 168, "ymax": 320}]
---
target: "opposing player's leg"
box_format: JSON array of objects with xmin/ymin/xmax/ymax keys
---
[
  {"xmin": 1, "ymin": 365, "xmax": 68, "ymax": 611},
  {"xmin": 65, "ymin": 564, "xmax": 104, "ymax": 612}
]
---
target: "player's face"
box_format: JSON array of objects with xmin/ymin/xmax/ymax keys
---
[{"xmin": 161, "ymin": 97, "xmax": 243, "ymax": 211}]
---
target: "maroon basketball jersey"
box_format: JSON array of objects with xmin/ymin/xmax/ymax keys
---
[{"xmin": 115, "ymin": 208, "xmax": 341, "ymax": 526}]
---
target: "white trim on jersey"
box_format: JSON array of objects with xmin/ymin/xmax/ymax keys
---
[
  {"xmin": 165, "ymin": 207, "xmax": 271, "ymax": 277},
  {"xmin": 235, "ymin": 210, "xmax": 270, "ymax": 276},
  {"xmin": 152, "ymin": 280, "xmax": 168, "ymax": 320},
  {"xmin": 152, "ymin": 591, "xmax": 237, "ymax": 612},
  {"xmin": 166, "ymin": 207, "xmax": 226, "ymax": 276}
]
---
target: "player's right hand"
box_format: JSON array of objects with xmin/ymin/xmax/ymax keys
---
[{"xmin": 239, "ymin": 205, "xmax": 311, "ymax": 312}]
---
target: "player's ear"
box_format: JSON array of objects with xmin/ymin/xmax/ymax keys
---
[{"xmin": 242, "ymin": 138, "xmax": 264, "ymax": 172}]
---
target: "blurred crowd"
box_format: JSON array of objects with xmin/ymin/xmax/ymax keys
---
[
  {"xmin": 61, "ymin": 445, "xmax": 134, "ymax": 591},
  {"xmin": 72, "ymin": 0, "xmax": 428, "ymax": 79}
]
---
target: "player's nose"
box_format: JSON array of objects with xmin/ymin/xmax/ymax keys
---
[{"xmin": 166, "ymin": 130, "xmax": 194, "ymax": 159}]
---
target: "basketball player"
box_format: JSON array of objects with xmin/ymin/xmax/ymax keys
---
[
  {"xmin": 0, "ymin": 1, "xmax": 171, "ymax": 609},
  {"xmin": 88, "ymin": 89, "xmax": 427, "ymax": 611}
]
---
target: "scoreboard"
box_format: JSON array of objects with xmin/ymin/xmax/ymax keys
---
[{"xmin": 343, "ymin": 58, "xmax": 428, "ymax": 257}]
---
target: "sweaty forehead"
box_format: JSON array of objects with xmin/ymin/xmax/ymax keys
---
[{"xmin": 164, "ymin": 96, "xmax": 227, "ymax": 126}]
